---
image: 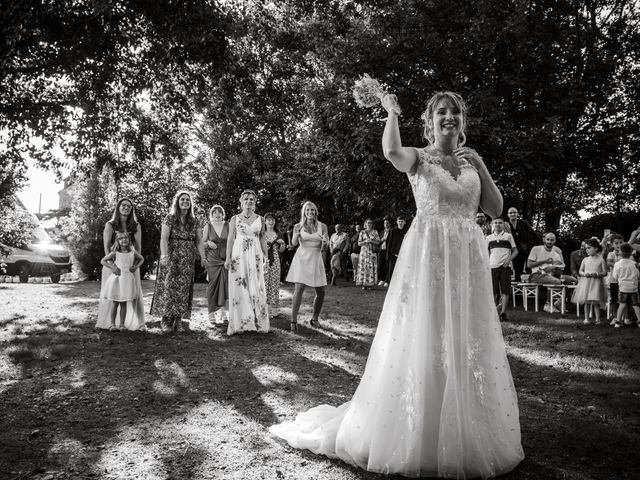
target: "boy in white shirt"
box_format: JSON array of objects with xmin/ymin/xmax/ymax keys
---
[
  {"xmin": 486, "ymin": 218, "xmax": 518, "ymax": 321},
  {"xmin": 611, "ymin": 243, "xmax": 640, "ymax": 328}
]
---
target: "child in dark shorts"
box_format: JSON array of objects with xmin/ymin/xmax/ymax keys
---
[
  {"xmin": 611, "ymin": 243, "xmax": 640, "ymax": 328},
  {"xmin": 606, "ymin": 233, "xmax": 624, "ymax": 324}
]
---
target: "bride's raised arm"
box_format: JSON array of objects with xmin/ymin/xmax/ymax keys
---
[{"xmin": 381, "ymin": 94, "xmax": 418, "ymax": 173}]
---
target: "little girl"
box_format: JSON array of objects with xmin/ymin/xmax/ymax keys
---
[
  {"xmin": 573, "ymin": 238, "xmax": 607, "ymax": 324},
  {"xmin": 101, "ymin": 232, "xmax": 144, "ymax": 331}
]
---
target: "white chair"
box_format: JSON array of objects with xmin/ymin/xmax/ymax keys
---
[{"xmin": 512, "ymin": 283, "xmax": 540, "ymax": 312}]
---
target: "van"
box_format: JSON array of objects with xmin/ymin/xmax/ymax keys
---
[{"xmin": 1, "ymin": 228, "xmax": 72, "ymax": 283}]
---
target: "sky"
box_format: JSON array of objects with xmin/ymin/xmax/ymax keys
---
[{"xmin": 17, "ymin": 161, "xmax": 68, "ymax": 214}]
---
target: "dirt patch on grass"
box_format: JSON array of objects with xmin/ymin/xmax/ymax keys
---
[{"xmin": 0, "ymin": 281, "xmax": 638, "ymax": 479}]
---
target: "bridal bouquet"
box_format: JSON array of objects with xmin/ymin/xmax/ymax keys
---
[{"xmin": 352, "ymin": 74, "xmax": 400, "ymax": 115}]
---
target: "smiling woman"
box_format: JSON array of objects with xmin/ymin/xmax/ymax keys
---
[
  {"xmin": 95, "ymin": 198, "xmax": 145, "ymax": 331},
  {"xmin": 270, "ymin": 92, "xmax": 523, "ymax": 479},
  {"xmin": 150, "ymin": 190, "xmax": 203, "ymax": 333}
]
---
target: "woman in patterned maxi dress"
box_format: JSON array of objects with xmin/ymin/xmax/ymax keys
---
[
  {"xmin": 356, "ymin": 219, "xmax": 380, "ymax": 289},
  {"xmin": 270, "ymin": 92, "xmax": 523, "ymax": 478},
  {"xmin": 225, "ymin": 190, "xmax": 269, "ymax": 335},
  {"xmin": 264, "ymin": 213, "xmax": 285, "ymax": 318},
  {"xmin": 150, "ymin": 191, "xmax": 202, "ymax": 333}
]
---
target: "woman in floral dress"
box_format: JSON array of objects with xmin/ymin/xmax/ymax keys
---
[
  {"xmin": 264, "ymin": 213, "xmax": 285, "ymax": 318},
  {"xmin": 225, "ymin": 190, "xmax": 269, "ymax": 335},
  {"xmin": 150, "ymin": 190, "xmax": 202, "ymax": 333},
  {"xmin": 356, "ymin": 218, "xmax": 380, "ymax": 289}
]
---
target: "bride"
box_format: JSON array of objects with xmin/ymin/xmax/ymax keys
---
[{"xmin": 269, "ymin": 91, "xmax": 524, "ymax": 479}]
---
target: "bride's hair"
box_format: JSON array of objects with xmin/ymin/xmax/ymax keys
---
[
  {"xmin": 299, "ymin": 201, "xmax": 318, "ymax": 227},
  {"xmin": 421, "ymin": 91, "xmax": 467, "ymax": 147}
]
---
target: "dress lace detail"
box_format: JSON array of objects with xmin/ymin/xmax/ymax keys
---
[{"xmin": 270, "ymin": 146, "xmax": 524, "ymax": 479}]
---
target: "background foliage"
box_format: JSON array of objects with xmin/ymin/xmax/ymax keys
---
[{"xmin": 1, "ymin": 0, "xmax": 639, "ymax": 266}]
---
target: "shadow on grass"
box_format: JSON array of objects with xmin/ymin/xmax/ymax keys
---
[
  {"xmin": 1, "ymin": 281, "xmax": 638, "ymax": 479},
  {"xmin": 0, "ymin": 283, "xmax": 376, "ymax": 478}
]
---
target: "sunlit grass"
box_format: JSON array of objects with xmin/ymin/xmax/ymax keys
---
[
  {"xmin": 508, "ymin": 345, "xmax": 639, "ymax": 380},
  {"xmin": 153, "ymin": 359, "xmax": 189, "ymax": 395}
]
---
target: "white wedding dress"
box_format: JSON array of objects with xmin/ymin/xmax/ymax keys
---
[{"xmin": 269, "ymin": 148, "xmax": 524, "ymax": 479}]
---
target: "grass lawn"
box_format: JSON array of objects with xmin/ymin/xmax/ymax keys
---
[{"xmin": 0, "ymin": 280, "xmax": 638, "ymax": 480}]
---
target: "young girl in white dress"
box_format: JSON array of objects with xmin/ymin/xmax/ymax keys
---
[
  {"xmin": 573, "ymin": 238, "xmax": 607, "ymax": 324},
  {"xmin": 100, "ymin": 232, "xmax": 145, "ymax": 331}
]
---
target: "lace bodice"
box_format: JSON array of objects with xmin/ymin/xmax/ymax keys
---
[{"xmin": 408, "ymin": 148, "xmax": 481, "ymax": 220}]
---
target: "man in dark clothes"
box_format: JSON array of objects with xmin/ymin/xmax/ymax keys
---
[
  {"xmin": 507, "ymin": 207, "xmax": 539, "ymax": 281},
  {"xmin": 386, "ymin": 215, "xmax": 407, "ymax": 283}
]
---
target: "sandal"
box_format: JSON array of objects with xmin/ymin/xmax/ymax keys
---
[
  {"xmin": 290, "ymin": 322, "xmax": 298, "ymax": 332},
  {"xmin": 309, "ymin": 319, "xmax": 320, "ymax": 327},
  {"xmin": 109, "ymin": 325, "xmax": 118, "ymax": 332}
]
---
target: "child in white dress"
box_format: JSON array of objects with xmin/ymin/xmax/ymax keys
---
[
  {"xmin": 573, "ymin": 238, "xmax": 607, "ymax": 324},
  {"xmin": 100, "ymin": 232, "xmax": 144, "ymax": 331}
]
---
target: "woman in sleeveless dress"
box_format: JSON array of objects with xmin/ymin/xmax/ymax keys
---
[
  {"xmin": 264, "ymin": 212, "xmax": 286, "ymax": 318},
  {"xmin": 269, "ymin": 92, "xmax": 524, "ymax": 478},
  {"xmin": 150, "ymin": 191, "xmax": 202, "ymax": 333},
  {"xmin": 100, "ymin": 232, "xmax": 144, "ymax": 331},
  {"xmin": 286, "ymin": 201, "xmax": 329, "ymax": 331},
  {"xmin": 356, "ymin": 218, "xmax": 380, "ymax": 289},
  {"xmin": 95, "ymin": 198, "xmax": 145, "ymax": 331},
  {"xmin": 225, "ymin": 189, "xmax": 269, "ymax": 335},
  {"xmin": 201, "ymin": 205, "xmax": 229, "ymax": 324}
]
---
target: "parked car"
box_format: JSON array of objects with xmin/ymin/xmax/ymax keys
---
[{"xmin": 1, "ymin": 233, "xmax": 72, "ymax": 283}]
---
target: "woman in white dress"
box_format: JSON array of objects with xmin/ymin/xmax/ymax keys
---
[
  {"xmin": 286, "ymin": 201, "xmax": 329, "ymax": 331},
  {"xmin": 225, "ymin": 189, "xmax": 269, "ymax": 335},
  {"xmin": 95, "ymin": 198, "xmax": 145, "ymax": 331},
  {"xmin": 269, "ymin": 92, "xmax": 524, "ymax": 478}
]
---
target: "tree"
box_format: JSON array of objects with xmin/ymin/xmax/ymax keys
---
[
  {"xmin": 0, "ymin": 0, "xmax": 228, "ymax": 180},
  {"xmin": 0, "ymin": 200, "xmax": 39, "ymax": 249},
  {"xmin": 58, "ymin": 168, "xmax": 113, "ymax": 279}
]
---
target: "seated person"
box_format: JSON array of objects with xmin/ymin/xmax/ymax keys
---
[{"xmin": 528, "ymin": 233, "xmax": 577, "ymax": 285}]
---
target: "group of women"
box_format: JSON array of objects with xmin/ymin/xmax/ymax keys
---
[
  {"xmin": 95, "ymin": 191, "xmax": 330, "ymax": 335},
  {"xmin": 96, "ymin": 89, "xmax": 525, "ymax": 479}
]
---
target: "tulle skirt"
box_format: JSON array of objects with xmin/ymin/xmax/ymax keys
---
[
  {"xmin": 270, "ymin": 214, "xmax": 524, "ymax": 479},
  {"xmin": 96, "ymin": 266, "xmax": 145, "ymax": 330}
]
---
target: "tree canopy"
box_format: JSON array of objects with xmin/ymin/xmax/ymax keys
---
[{"xmin": 2, "ymin": 0, "xmax": 639, "ymax": 235}]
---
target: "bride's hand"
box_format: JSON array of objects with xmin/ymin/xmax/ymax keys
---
[
  {"xmin": 454, "ymin": 147, "xmax": 485, "ymax": 170},
  {"xmin": 381, "ymin": 93, "xmax": 400, "ymax": 115}
]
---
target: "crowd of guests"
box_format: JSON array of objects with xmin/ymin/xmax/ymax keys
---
[
  {"xmin": 95, "ymin": 191, "xmax": 409, "ymax": 334},
  {"xmin": 94, "ymin": 191, "xmax": 639, "ymax": 334},
  {"xmin": 479, "ymin": 209, "xmax": 640, "ymax": 327}
]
